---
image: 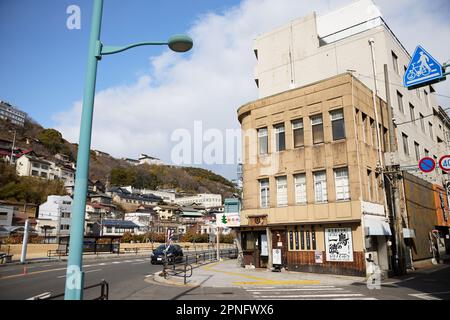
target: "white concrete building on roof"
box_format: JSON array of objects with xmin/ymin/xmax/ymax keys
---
[
  {"xmin": 252, "ymin": 0, "xmax": 450, "ymax": 184},
  {"xmin": 174, "ymin": 193, "xmax": 222, "ymax": 208},
  {"xmin": 138, "ymin": 154, "xmax": 163, "ymax": 166}
]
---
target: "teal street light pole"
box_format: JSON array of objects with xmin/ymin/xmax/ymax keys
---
[{"xmin": 64, "ymin": 0, "xmax": 193, "ymax": 300}]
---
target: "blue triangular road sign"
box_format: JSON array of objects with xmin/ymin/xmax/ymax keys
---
[{"xmin": 404, "ymin": 45, "xmax": 443, "ymax": 88}]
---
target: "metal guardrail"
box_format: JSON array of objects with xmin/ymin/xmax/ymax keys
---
[
  {"xmin": 162, "ymin": 248, "xmax": 238, "ymax": 284},
  {"xmin": 27, "ymin": 280, "xmax": 109, "ymax": 300},
  {"xmin": 45, "ymin": 243, "xmax": 235, "ymax": 259}
]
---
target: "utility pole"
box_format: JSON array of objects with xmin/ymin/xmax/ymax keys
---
[
  {"xmin": 383, "ymin": 63, "xmax": 407, "ymax": 275},
  {"xmin": 9, "ymin": 129, "xmax": 16, "ymax": 166}
]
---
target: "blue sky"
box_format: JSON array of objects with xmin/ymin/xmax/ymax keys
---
[
  {"xmin": 1, "ymin": 0, "xmax": 449, "ymax": 180},
  {"xmin": 0, "ymin": 0, "xmax": 238, "ymax": 126}
]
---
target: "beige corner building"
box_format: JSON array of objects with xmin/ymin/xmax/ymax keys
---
[
  {"xmin": 238, "ymin": 73, "xmax": 391, "ymax": 276},
  {"xmin": 236, "ymin": 0, "xmax": 450, "ymax": 277}
]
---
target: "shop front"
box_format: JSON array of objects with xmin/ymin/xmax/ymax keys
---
[{"xmin": 239, "ymin": 220, "xmax": 366, "ymax": 276}]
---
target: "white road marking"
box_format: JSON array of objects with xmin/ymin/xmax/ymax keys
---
[
  {"xmin": 112, "ymin": 261, "xmax": 121, "ymax": 264},
  {"xmin": 248, "ymin": 288, "xmax": 344, "ymax": 292},
  {"xmin": 97, "ymin": 263, "xmax": 106, "ymax": 266},
  {"xmin": 256, "ymin": 293, "xmax": 365, "ymax": 299},
  {"xmin": 57, "ymin": 269, "xmax": 102, "ymax": 279},
  {"xmin": 332, "ymin": 297, "xmax": 378, "ymax": 300},
  {"xmin": 132, "ymin": 261, "xmax": 148, "ymax": 265},
  {"xmin": 409, "ymin": 292, "xmax": 445, "ymax": 300}
]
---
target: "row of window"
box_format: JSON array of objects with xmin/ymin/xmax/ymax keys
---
[
  {"xmin": 32, "ymin": 162, "xmax": 49, "ymax": 170},
  {"xmin": 257, "ymin": 109, "xmax": 346, "ymax": 154},
  {"xmin": 259, "ymin": 168, "xmax": 350, "ymax": 208},
  {"xmin": 288, "ymin": 227, "xmax": 317, "ymax": 251},
  {"xmin": 397, "ymin": 90, "xmax": 437, "ymax": 140},
  {"xmin": 401, "ymin": 133, "xmax": 438, "ymax": 162}
]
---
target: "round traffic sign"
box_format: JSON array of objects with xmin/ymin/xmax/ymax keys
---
[
  {"xmin": 419, "ymin": 157, "xmax": 436, "ymax": 173},
  {"xmin": 439, "ymin": 155, "xmax": 450, "ymax": 172}
]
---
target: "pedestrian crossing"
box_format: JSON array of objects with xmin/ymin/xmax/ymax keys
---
[{"xmin": 243, "ymin": 285, "xmax": 378, "ymax": 300}]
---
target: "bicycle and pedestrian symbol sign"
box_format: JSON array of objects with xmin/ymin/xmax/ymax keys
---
[
  {"xmin": 404, "ymin": 45, "xmax": 443, "ymax": 89},
  {"xmin": 418, "ymin": 157, "xmax": 435, "ymax": 173}
]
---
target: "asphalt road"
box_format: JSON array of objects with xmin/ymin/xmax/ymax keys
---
[{"xmin": 1, "ymin": 255, "xmax": 449, "ymax": 300}]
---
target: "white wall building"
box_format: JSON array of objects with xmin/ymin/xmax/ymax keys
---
[
  {"xmin": 36, "ymin": 195, "xmax": 73, "ymax": 241},
  {"xmin": 16, "ymin": 154, "xmax": 75, "ymax": 184},
  {"xmin": 175, "ymin": 194, "xmax": 222, "ymax": 208},
  {"xmin": 252, "ymin": 0, "xmax": 450, "ymax": 184},
  {"xmin": 124, "ymin": 212, "xmax": 153, "ymax": 234},
  {"xmin": 0, "ymin": 100, "xmax": 27, "ymax": 126},
  {"xmin": 0, "ymin": 205, "xmax": 14, "ymax": 227},
  {"xmin": 16, "ymin": 155, "xmax": 52, "ymax": 179},
  {"xmin": 122, "ymin": 186, "xmax": 176, "ymax": 203},
  {"xmin": 138, "ymin": 154, "xmax": 163, "ymax": 166}
]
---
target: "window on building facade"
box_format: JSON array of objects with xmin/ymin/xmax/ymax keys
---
[
  {"xmin": 334, "ymin": 168, "xmax": 350, "ymax": 201},
  {"xmin": 397, "ymin": 91, "xmax": 404, "ymax": 113},
  {"xmin": 402, "ymin": 133, "xmax": 409, "ymax": 155},
  {"xmin": 330, "ymin": 109, "xmax": 345, "ymax": 140},
  {"xmin": 274, "ymin": 124, "xmax": 285, "ymax": 152},
  {"xmin": 420, "ymin": 113, "xmax": 425, "ymax": 132},
  {"xmin": 425, "ymin": 149, "xmax": 429, "ymax": 157},
  {"xmin": 409, "ymin": 103, "xmax": 415, "ymax": 123},
  {"xmin": 288, "ymin": 227, "xmax": 316, "ymax": 251},
  {"xmin": 313, "ymin": 171, "xmax": 327, "ymax": 202},
  {"xmin": 276, "ymin": 176, "xmax": 288, "ymax": 207},
  {"xmin": 424, "ymin": 90, "xmax": 430, "ymax": 108},
  {"xmin": 392, "ymin": 51, "xmax": 399, "ymax": 74},
  {"xmin": 31, "ymin": 170, "xmax": 38, "ymax": 176},
  {"xmin": 294, "ymin": 173, "xmax": 307, "ymax": 204},
  {"xmin": 259, "ymin": 179, "xmax": 270, "ymax": 208},
  {"xmin": 362, "ymin": 113, "xmax": 367, "ymax": 143},
  {"xmin": 367, "ymin": 170, "xmax": 373, "ymax": 201},
  {"xmin": 370, "ymin": 119, "xmax": 377, "ymax": 147},
  {"xmin": 414, "ymin": 142, "xmax": 420, "ymax": 162},
  {"xmin": 311, "ymin": 114, "xmax": 324, "ymax": 144},
  {"xmin": 258, "ymin": 128, "xmax": 268, "ymax": 155},
  {"xmin": 429, "ymin": 122, "xmax": 433, "ymax": 140},
  {"xmin": 292, "ymin": 119, "xmax": 304, "ymax": 147}
]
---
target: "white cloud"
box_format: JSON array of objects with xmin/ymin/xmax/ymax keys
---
[{"xmin": 54, "ymin": 0, "xmax": 450, "ymax": 179}]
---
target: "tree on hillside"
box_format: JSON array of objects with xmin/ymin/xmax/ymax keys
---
[
  {"xmin": 110, "ymin": 167, "xmax": 136, "ymax": 186},
  {"xmin": 0, "ymin": 163, "xmax": 66, "ymax": 204},
  {"xmin": 38, "ymin": 128, "xmax": 65, "ymax": 154}
]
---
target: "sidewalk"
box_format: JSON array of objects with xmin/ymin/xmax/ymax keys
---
[{"xmin": 155, "ymin": 259, "xmax": 365, "ymax": 288}]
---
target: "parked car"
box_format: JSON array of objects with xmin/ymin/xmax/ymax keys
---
[{"xmin": 150, "ymin": 244, "xmax": 184, "ymax": 264}]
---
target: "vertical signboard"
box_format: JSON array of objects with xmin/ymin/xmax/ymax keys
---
[{"xmin": 325, "ymin": 228, "xmax": 354, "ymax": 262}]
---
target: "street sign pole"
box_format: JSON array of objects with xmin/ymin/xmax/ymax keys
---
[{"xmin": 64, "ymin": 0, "xmax": 104, "ymax": 300}]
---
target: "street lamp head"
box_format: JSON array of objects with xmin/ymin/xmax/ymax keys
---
[{"xmin": 167, "ymin": 34, "xmax": 193, "ymax": 53}]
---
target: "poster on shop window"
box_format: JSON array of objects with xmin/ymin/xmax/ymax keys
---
[{"xmin": 325, "ymin": 228, "xmax": 353, "ymax": 262}]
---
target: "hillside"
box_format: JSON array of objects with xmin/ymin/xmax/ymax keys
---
[{"xmin": 0, "ymin": 118, "xmax": 238, "ymax": 201}]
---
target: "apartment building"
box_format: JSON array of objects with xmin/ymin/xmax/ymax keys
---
[
  {"xmin": 237, "ymin": 73, "xmax": 392, "ymax": 276},
  {"xmin": 36, "ymin": 195, "xmax": 73, "ymax": 242},
  {"xmin": 15, "ymin": 154, "xmax": 75, "ymax": 184},
  {"xmin": 252, "ymin": 0, "xmax": 450, "ymax": 184},
  {"xmin": 175, "ymin": 193, "xmax": 222, "ymax": 208},
  {"xmin": 0, "ymin": 100, "xmax": 27, "ymax": 127}
]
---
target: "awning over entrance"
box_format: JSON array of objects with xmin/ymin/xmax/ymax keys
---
[{"xmin": 364, "ymin": 215, "xmax": 392, "ymax": 236}]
